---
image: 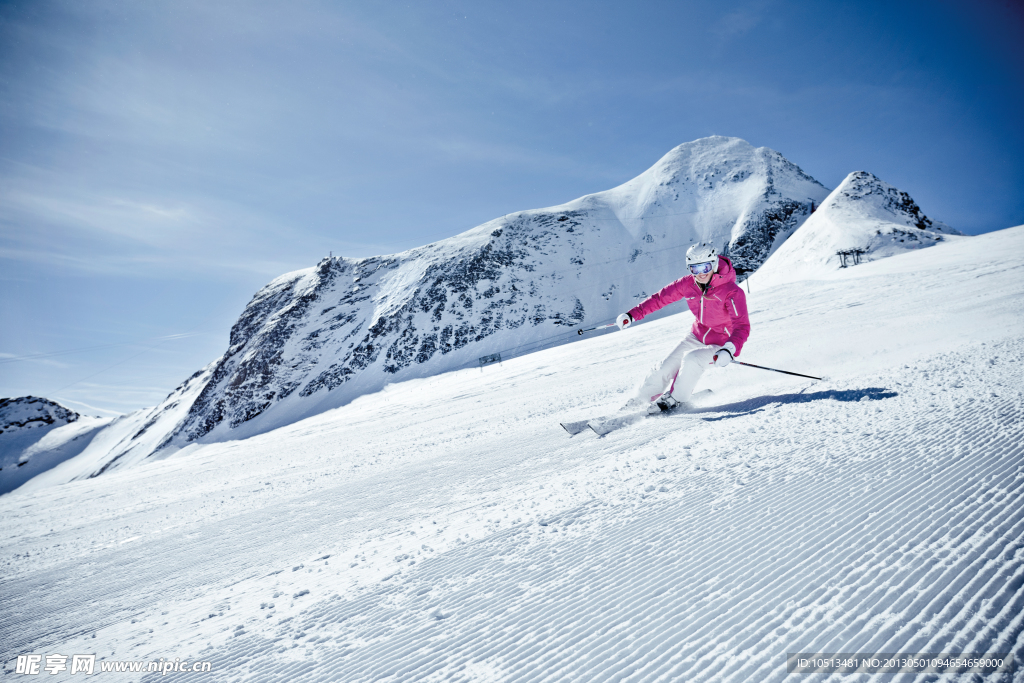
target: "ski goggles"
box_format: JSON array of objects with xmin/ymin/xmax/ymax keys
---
[{"xmin": 688, "ymin": 261, "xmax": 714, "ymax": 275}]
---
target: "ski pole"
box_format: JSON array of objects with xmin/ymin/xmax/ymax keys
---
[
  {"xmin": 734, "ymin": 361, "xmax": 821, "ymax": 380},
  {"xmin": 576, "ymin": 323, "xmax": 617, "ymax": 336}
]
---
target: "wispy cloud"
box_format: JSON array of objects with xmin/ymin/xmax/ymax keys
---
[
  {"xmin": 3, "ymin": 188, "xmax": 200, "ymax": 245},
  {"xmin": 52, "ymin": 396, "xmax": 127, "ymax": 418},
  {"xmin": 0, "ymin": 352, "xmax": 72, "ymax": 369},
  {"xmin": 711, "ymin": 3, "xmax": 769, "ymax": 39}
]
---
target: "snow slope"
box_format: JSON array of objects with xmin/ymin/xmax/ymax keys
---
[
  {"xmin": 12, "ymin": 363, "xmax": 217, "ymax": 491},
  {"xmin": 2, "ymin": 225, "xmax": 1021, "ymax": 681},
  {"xmin": 0, "ymin": 397, "xmax": 111, "ymax": 495},
  {"xmin": 748, "ymin": 171, "xmax": 964, "ymax": 290},
  {"xmin": 14, "ymin": 137, "xmax": 829, "ymax": 486}
]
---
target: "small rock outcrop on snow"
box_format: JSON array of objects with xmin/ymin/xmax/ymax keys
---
[
  {"xmin": 748, "ymin": 171, "xmax": 963, "ymax": 290},
  {"xmin": 0, "ymin": 396, "xmax": 79, "ymax": 436}
]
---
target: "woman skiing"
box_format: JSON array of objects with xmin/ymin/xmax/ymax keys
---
[{"xmin": 616, "ymin": 243, "xmax": 750, "ymax": 413}]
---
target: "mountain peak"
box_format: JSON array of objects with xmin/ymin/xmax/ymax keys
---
[
  {"xmin": 832, "ymin": 171, "xmax": 956, "ymax": 234},
  {"xmin": 748, "ymin": 171, "xmax": 964, "ymax": 289}
]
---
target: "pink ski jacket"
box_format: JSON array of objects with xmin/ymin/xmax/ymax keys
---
[{"xmin": 627, "ymin": 255, "xmax": 751, "ymax": 355}]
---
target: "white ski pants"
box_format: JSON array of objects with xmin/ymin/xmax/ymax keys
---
[{"xmin": 635, "ymin": 332, "xmax": 718, "ymax": 403}]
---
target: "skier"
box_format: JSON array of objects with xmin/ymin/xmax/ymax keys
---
[{"xmin": 615, "ymin": 243, "xmax": 750, "ymax": 413}]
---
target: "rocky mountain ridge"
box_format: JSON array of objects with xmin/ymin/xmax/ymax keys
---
[{"xmin": 0, "ymin": 396, "xmax": 79, "ymax": 435}]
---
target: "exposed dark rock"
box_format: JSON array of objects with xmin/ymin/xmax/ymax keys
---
[
  {"xmin": 728, "ymin": 200, "xmax": 811, "ymax": 279},
  {"xmin": 0, "ymin": 397, "xmax": 80, "ymax": 435}
]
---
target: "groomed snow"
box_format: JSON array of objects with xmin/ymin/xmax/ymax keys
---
[{"xmin": 1, "ymin": 226, "xmax": 1022, "ymax": 681}]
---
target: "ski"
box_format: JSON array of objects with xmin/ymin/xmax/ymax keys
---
[
  {"xmin": 588, "ymin": 410, "xmax": 650, "ymax": 435},
  {"xmin": 561, "ymin": 390, "xmax": 712, "ymax": 436},
  {"xmin": 589, "ymin": 404, "xmax": 704, "ymax": 435},
  {"xmin": 559, "ymin": 420, "xmax": 592, "ymax": 436}
]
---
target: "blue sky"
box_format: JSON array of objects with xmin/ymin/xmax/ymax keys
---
[{"xmin": 1, "ymin": 0, "xmax": 1022, "ymax": 415}]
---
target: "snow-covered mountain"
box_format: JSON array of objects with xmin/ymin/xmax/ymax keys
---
[
  {"xmin": 0, "ymin": 396, "xmax": 79, "ymax": 435},
  {"xmin": 747, "ymin": 171, "xmax": 964, "ymax": 290},
  {"xmin": 0, "ymin": 397, "xmax": 111, "ymax": 495},
  {"xmin": 10, "ymin": 136, "xmax": 829, "ymax": 487},
  {"xmin": 172, "ymin": 136, "xmax": 826, "ymax": 446}
]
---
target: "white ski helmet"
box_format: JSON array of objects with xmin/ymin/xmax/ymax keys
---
[{"xmin": 686, "ymin": 242, "xmax": 718, "ymax": 273}]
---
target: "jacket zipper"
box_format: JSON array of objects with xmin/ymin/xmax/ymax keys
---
[{"xmin": 700, "ymin": 283, "xmax": 709, "ymax": 342}]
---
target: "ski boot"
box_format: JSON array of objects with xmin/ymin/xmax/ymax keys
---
[{"xmin": 648, "ymin": 392, "xmax": 682, "ymax": 414}]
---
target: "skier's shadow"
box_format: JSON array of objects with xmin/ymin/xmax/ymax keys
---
[{"xmin": 689, "ymin": 387, "xmax": 897, "ymax": 421}]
